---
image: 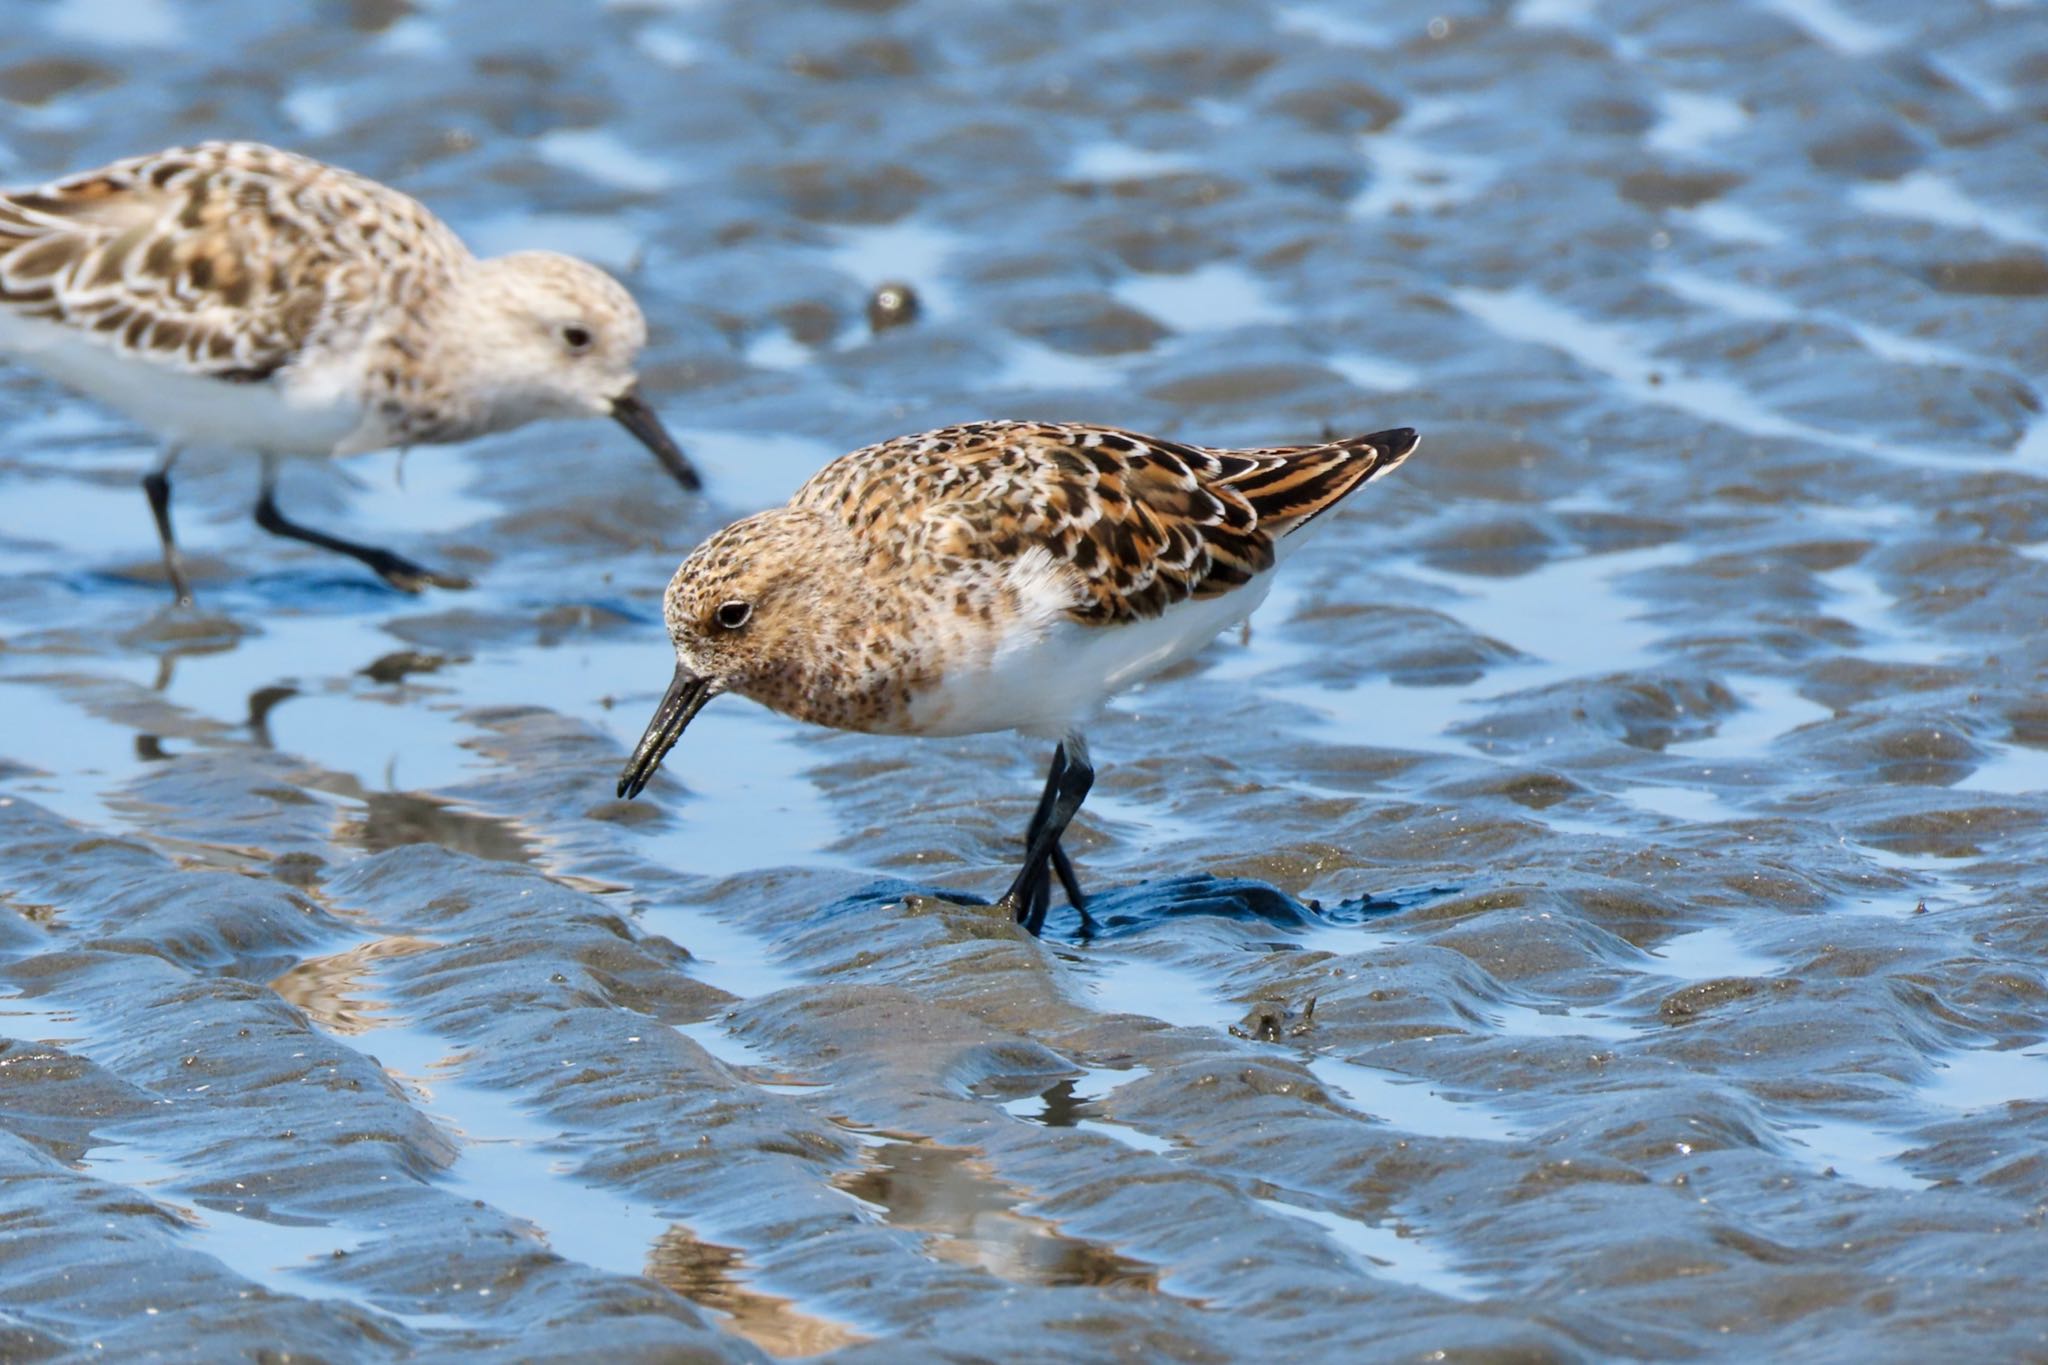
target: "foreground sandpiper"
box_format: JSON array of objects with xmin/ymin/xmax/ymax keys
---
[
  {"xmin": 0, "ymin": 140, "xmax": 699, "ymax": 603},
  {"xmin": 618, "ymin": 419, "xmax": 1419, "ymax": 935}
]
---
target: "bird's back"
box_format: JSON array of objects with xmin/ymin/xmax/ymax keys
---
[
  {"xmin": 0, "ymin": 141, "xmax": 466, "ymax": 386},
  {"xmin": 793, "ymin": 420, "xmax": 1420, "ymax": 625}
]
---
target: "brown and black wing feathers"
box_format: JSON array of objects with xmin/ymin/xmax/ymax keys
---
[
  {"xmin": 1213, "ymin": 426, "xmax": 1420, "ymax": 537},
  {"xmin": 802, "ymin": 420, "xmax": 1418, "ymax": 626}
]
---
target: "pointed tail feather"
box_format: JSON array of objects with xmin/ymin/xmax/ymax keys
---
[{"xmin": 1221, "ymin": 426, "xmax": 1419, "ymax": 536}]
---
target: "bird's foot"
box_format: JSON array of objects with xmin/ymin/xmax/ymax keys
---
[{"xmin": 369, "ymin": 552, "xmax": 471, "ymax": 593}]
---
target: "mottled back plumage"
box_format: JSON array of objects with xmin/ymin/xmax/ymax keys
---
[
  {"xmin": 0, "ymin": 141, "xmax": 463, "ymax": 386},
  {"xmin": 792, "ymin": 420, "xmax": 1420, "ymax": 624}
]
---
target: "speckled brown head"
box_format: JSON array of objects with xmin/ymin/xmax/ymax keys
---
[{"xmin": 618, "ymin": 508, "xmax": 865, "ymax": 799}]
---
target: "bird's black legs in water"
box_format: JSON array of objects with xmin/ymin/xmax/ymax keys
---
[
  {"xmin": 141, "ymin": 445, "xmax": 192, "ymax": 606},
  {"xmin": 1023, "ymin": 753, "xmax": 1091, "ymax": 917},
  {"xmin": 999, "ymin": 737, "xmax": 1096, "ymax": 937},
  {"xmin": 1050, "ymin": 842, "xmax": 1087, "ymax": 918},
  {"xmin": 1017, "ymin": 841, "xmax": 1094, "ymax": 939},
  {"xmin": 252, "ymin": 453, "xmax": 470, "ymax": 592},
  {"xmin": 1011, "ymin": 744, "xmax": 1068, "ymax": 932}
]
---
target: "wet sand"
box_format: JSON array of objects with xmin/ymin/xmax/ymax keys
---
[{"xmin": 6, "ymin": 0, "xmax": 2048, "ymax": 1358}]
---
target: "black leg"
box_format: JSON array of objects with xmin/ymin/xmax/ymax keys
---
[
  {"xmin": 1023, "ymin": 859, "xmax": 1052, "ymax": 935},
  {"xmin": 999, "ymin": 736, "xmax": 1094, "ymax": 935},
  {"xmin": 1020, "ymin": 745, "xmax": 1068, "ymax": 850},
  {"xmin": 252, "ymin": 454, "xmax": 470, "ymax": 592},
  {"xmin": 1008, "ymin": 744, "xmax": 1066, "ymax": 933},
  {"xmin": 1013, "ymin": 744, "xmax": 1073, "ymax": 935},
  {"xmin": 141, "ymin": 446, "xmax": 192, "ymax": 606},
  {"xmin": 1051, "ymin": 840, "xmax": 1088, "ymax": 914}
]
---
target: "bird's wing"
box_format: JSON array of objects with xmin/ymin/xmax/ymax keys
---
[
  {"xmin": 800, "ymin": 420, "xmax": 1419, "ymax": 624},
  {"xmin": 0, "ymin": 141, "xmax": 455, "ymax": 382}
]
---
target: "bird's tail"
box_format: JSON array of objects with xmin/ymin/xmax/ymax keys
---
[{"xmin": 1218, "ymin": 426, "xmax": 1420, "ymax": 537}]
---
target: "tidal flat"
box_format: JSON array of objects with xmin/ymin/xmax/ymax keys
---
[{"xmin": 4, "ymin": 0, "xmax": 2048, "ymax": 1358}]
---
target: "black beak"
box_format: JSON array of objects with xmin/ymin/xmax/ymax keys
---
[
  {"xmin": 611, "ymin": 388, "xmax": 702, "ymax": 492},
  {"xmin": 618, "ymin": 663, "xmax": 716, "ymax": 799}
]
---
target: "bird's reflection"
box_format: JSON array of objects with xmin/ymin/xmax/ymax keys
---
[{"xmin": 830, "ymin": 1131, "xmax": 1158, "ymax": 1291}]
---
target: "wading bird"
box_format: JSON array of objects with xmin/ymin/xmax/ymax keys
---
[
  {"xmin": 0, "ymin": 140, "xmax": 698, "ymax": 602},
  {"xmin": 617, "ymin": 420, "xmax": 1417, "ymax": 935}
]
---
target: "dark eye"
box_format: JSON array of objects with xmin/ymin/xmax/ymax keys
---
[
  {"xmin": 561, "ymin": 325, "xmax": 594, "ymax": 354},
  {"xmin": 715, "ymin": 600, "xmax": 752, "ymax": 630}
]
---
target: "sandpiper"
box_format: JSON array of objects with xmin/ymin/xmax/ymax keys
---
[
  {"xmin": 0, "ymin": 140, "xmax": 699, "ymax": 603},
  {"xmin": 617, "ymin": 419, "xmax": 1419, "ymax": 935}
]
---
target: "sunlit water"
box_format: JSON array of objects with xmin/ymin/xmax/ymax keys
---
[{"xmin": 4, "ymin": 0, "xmax": 2048, "ymax": 1354}]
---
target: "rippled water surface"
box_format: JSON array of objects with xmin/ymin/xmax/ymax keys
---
[{"xmin": 5, "ymin": 0, "xmax": 2048, "ymax": 1358}]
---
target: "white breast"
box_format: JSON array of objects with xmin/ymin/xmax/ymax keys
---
[
  {"xmin": 907, "ymin": 569, "xmax": 1276, "ymax": 740},
  {"xmin": 0, "ymin": 311, "xmax": 365, "ymax": 455}
]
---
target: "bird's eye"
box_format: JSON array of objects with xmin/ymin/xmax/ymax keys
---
[
  {"xmin": 715, "ymin": 600, "xmax": 752, "ymax": 630},
  {"xmin": 560, "ymin": 325, "xmax": 594, "ymax": 354}
]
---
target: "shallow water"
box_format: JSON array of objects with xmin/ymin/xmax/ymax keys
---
[{"xmin": 5, "ymin": 0, "xmax": 2048, "ymax": 1358}]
